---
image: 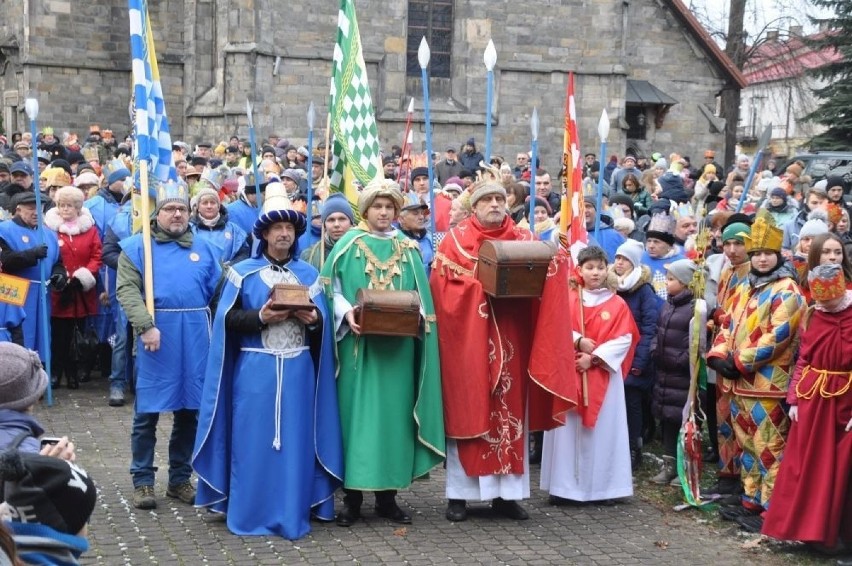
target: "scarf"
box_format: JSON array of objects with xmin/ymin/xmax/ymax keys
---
[
  {"xmin": 815, "ymin": 290, "xmax": 852, "ymax": 313},
  {"xmin": 199, "ymin": 213, "xmax": 220, "ymax": 228},
  {"xmin": 616, "ymin": 267, "xmax": 641, "ymax": 292},
  {"xmin": 534, "ymin": 218, "xmax": 555, "ymax": 237}
]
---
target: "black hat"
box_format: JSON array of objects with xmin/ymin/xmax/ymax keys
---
[
  {"xmin": 0, "ymin": 161, "xmax": 9, "ymax": 173},
  {"xmin": 382, "ymin": 156, "xmax": 395, "ymax": 166},
  {"xmin": 49, "ymin": 159, "xmax": 72, "ymax": 176},
  {"xmin": 225, "ymin": 145, "xmax": 240, "ymax": 154},
  {"xmin": 609, "ymin": 194, "xmax": 635, "ymax": 214},
  {"xmin": 410, "ymin": 167, "xmax": 429, "ymax": 181},
  {"xmin": 197, "ymin": 142, "xmax": 212, "ymax": 149},
  {"xmin": 459, "ymin": 169, "xmax": 474, "ymax": 179},
  {"xmin": 65, "ymin": 151, "xmax": 85, "ymax": 165},
  {"xmin": 722, "ymin": 212, "xmax": 753, "ymax": 230},
  {"xmin": 0, "ymin": 451, "xmax": 97, "ymax": 535},
  {"xmin": 10, "ymin": 190, "xmax": 37, "ymax": 210},
  {"xmin": 190, "ymin": 156, "xmax": 209, "ymax": 167}
]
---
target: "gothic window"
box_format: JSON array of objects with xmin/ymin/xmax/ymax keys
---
[{"xmin": 406, "ymin": 1, "xmax": 453, "ymax": 78}]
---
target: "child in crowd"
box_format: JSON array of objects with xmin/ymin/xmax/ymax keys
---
[
  {"xmin": 650, "ymin": 259, "xmax": 698, "ymax": 485},
  {"xmin": 612, "ymin": 239, "xmax": 662, "ymax": 471},
  {"xmin": 541, "ymin": 246, "xmax": 638, "ymax": 504}
]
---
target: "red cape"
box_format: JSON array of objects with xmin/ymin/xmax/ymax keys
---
[
  {"xmin": 570, "ymin": 287, "xmax": 638, "ymax": 427},
  {"xmin": 430, "ymin": 216, "xmax": 577, "ymax": 475}
]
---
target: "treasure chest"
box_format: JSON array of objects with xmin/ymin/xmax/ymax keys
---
[
  {"xmin": 355, "ymin": 289, "xmax": 421, "ymax": 337},
  {"xmin": 477, "ymin": 240, "xmax": 556, "ymax": 298},
  {"xmin": 268, "ymin": 284, "xmax": 315, "ymax": 311}
]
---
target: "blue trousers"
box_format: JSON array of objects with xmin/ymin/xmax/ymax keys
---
[
  {"xmin": 109, "ymin": 306, "xmax": 129, "ymax": 390},
  {"xmin": 130, "ymin": 408, "xmax": 198, "ymax": 488}
]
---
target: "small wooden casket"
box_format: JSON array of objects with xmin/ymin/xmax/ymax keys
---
[
  {"xmin": 355, "ymin": 289, "xmax": 421, "ymax": 337},
  {"xmin": 477, "ymin": 240, "xmax": 556, "ymax": 298},
  {"xmin": 268, "ymin": 284, "xmax": 315, "ymax": 311}
]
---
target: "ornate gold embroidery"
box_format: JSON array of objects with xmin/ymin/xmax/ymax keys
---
[
  {"xmin": 480, "ymin": 337, "xmax": 523, "ymax": 473},
  {"xmin": 434, "ymin": 251, "xmax": 475, "ymax": 278},
  {"xmin": 355, "ymin": 238, "xmax": 408, "ymax": 290}
]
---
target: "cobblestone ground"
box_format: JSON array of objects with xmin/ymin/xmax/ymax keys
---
[{"xmin": 36, "ymin": 383, "xmax": 833, "ymax": 566}]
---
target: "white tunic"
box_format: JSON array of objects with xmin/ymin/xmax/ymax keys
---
[
  {"xmin": 445, "ymin": 436, "xmax": 530, "ymax": 501},
  {"xmin": 539, "ymin": 288, "xmax": 634, "ymax": 502}
]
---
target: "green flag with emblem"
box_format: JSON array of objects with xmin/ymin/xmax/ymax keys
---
[{"xmin": 329, "ymin": 0, "xmax": 384, "ymax": 204}]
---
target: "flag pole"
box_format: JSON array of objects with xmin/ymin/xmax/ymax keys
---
[
  {"xmin": 399, "ymin": 98, "xmax": 414, "ymax": 191},
  {"xmin": 307, "ymin": 101, "xmax": 316, "ymax": 211},
  {"xmin": 418, "ymin": 37, "xmax": 436, "ymax": 242},
  {"xmin": 484, "ymin": 40, "xmax": 497, "ymax": 165},
  {"xmin": 24, "ymin": 97, "xmax": 52, "ymax": 406},
  {"xmin": 246, "ymin": 100, "xmax": 262, "ymax": 216},
  {"xmin": 138, "ymin": 161, "xmax": 155, "ymax": 318},
  {"xmin": 528, "ymin": 107, "xmax": 539, "ymax": 232},
  {"xmin": 594, "ymin": 109, "xmax": 610, "ymax": 242}
]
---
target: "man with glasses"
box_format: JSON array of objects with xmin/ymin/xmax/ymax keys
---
[{"xmin": 116, "ymin": 181, "xmax": 223, "ymax": 511}]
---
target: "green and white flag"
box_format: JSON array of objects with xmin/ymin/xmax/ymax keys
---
[{"xmin": 329, "ymin": 0, "xmax": 383, "ymax": 203}]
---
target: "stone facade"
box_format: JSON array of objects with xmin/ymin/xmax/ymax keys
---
[{"xmin": 0, "ymin": 0, "xmax": 740, "ymax": 170}]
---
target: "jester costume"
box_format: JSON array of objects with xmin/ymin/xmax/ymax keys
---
[
  {"xmin": 431, "ymin": 215, "xmax": 576, "ymax": 501},
  {"xmin": 713, "ymin": 260, "xmax": 750, "ymax": 479},
  {"xmin": 320, "ymin": 222, "xmax": 445, "ymax": 492},
  {"xmin": 708, "ymin": 213, "xmax": 805, "ymax": 513}
]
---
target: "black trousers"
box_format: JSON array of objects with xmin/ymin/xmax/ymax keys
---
[
  {"xmin": 661, "ymin": 418, "xmax": 681, "ymax": 458},
  {"xmin": 624, "ymin": 384, "xmax": 644, "ymax": 450},
  {"xmin": 51, "ymin": 317, "xmax": 85, "ymax": 383},
  {"xmin": 343, "ymin": 488, "xmax": 397, "ymax": 508}
]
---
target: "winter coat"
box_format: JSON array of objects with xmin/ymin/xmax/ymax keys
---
[
  {"xmin": 626, "ymin": 188, "xmax": 653, "ymax": 218},
  {"xmin": 615, "ymin": 266, "xmax": 663, "ymax": 390},
  {"xmin": 460, "ymin": 149, "xmax": 485, "ymax": 172},
  {"xmin": 652, "ymin": 289, "xmax": 694, "ymax": 422},
  {"xmin": 45, "ymin": 207, "xmax": 103, "ymax": 318},
  {"xmin": 0, "ymin": 408, "xmax": 43, "ymax": 453},
  {"xmin": 658, "ymin": 172, "xmax": 690, "ymax": 203}
]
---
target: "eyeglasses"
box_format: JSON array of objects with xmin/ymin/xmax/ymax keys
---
[{"xmin": 161, "ymin": 205, "xmax": 188, "ymax": 215}]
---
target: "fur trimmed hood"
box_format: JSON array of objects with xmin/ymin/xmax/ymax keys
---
[
  {"xmin": 44, "ymin": 206, "xmax": 95, "ymax": 235},
  {"xmin": 611, "ymin": 264, "xmax": 651, "ymax": 294}
]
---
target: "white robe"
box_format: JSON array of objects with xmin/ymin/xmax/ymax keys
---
[
  {"xmin": 539, "ymin": 288, "xmax": 634, "ymax": 502},
  {"xmin": 445, "ymin": 436, "xmax": 530, "ymax": 501}
]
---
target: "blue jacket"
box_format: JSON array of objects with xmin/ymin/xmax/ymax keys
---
[
  {"xmin": 616, "ymin": 266, "xmax": 663, "ymax": 390},
  {"xmin": 0, "ymin": 409, "xmax": 44, "ymax": 453}
]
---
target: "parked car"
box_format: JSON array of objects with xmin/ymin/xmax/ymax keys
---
[{"xmin": 777, "ymin": 151, "xmax": 852, "ymax": 188}]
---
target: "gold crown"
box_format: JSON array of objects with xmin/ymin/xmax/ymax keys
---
[
  {"xmin": 809, "ymin": 264, "xmax": 846, "ymax": 302},
  {"xmin": 743, "ymin": 210, "xmax": 783, "ymax": 253}
]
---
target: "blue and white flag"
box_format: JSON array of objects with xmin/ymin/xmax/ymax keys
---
[{"xmin": 128, "ymin": 0, "xmax": 176, "ymax": 185}]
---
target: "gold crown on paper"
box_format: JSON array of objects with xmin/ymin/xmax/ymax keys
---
[
  {"xmin": 743, "ymin": 210, "xmax": 783, "ymax": 253},
  {"xmin": 809, "ymin": 263, "xmax": 846, "ymax": 302}
]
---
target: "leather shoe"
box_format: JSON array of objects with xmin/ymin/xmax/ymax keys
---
[
  {"xmin": 492, "ymin": 497, "xmax": 528, "ymax": 520},
  {"xmin": 548, "ymin": 495, "xmax": 586, "ymax": 507},
  {"xmin": 719, "ymin": 505, "xmax": 759, "ymax": 522},
  {"xmin": 735, "ymin": 514, "xmax": 764, "ymax": 533},
  {"xmin": 445, "ymin": 499, "xmax": 467, "ymax": 522},
  {"xmin": 335, "ymin": 504, "xmax": 361, "ymax": 527},
  {"xmin": 375, "ymin": 502, "xmax": 412, "ymax": 524}
]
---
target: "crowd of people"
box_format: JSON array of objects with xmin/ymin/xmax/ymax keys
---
[{"xmin": 0, "ymin": 126, "xmax": 849, "ymax": 564}]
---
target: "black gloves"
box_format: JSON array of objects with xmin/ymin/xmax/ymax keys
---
[
  {"xmin": 708, "ymin": 355, "xmax": 739, "ymax": 379},
  {"xmin": 26, "ymin": 244, "xmax": 49, "ymax": 261},
  {"xmin": 48, "ymin": 273, "xmax": 68, "ymax": 291}
]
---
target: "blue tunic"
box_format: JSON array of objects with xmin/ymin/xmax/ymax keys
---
[
  {"xmin": 297, "ymin": 224, "xmax": 321, "ymax": 254},
  {"xmin": 191, "ymin": 221, "xmax": 248, "ymax": 263},
  {"xmin": 193, "ymin": 256, "xmax": 343, "ymax": 539},
  {"xmin": 84, "ymin": 192, "xmax": 121, "ymax": 341},
  {"xmin": 225, "ymin": 198, "xmax": 259, "ymax": 236},
  {"xmin": 0, "ymin": 220, "xmax": 60, "ymax": 360},
  {"xmin": 120, "ymin": 233, "xmax": 222, "ymax": 413}
]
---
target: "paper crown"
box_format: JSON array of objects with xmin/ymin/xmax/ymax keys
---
[
  {"xmin": 262, "ymin": 182, "xmax": 293, "ymax": 215},
  {"xmin": 743, "ymin": 210, "xmax": 783, "ymax": 253},
  {"xmin": 40, "ymin": 167, "xmax": 71, "ymax": 187},
  {"xmin": 647, "ymin": 212, "xmax": 676, "ymax": 235},
  {"xmin": 81, "ymin": 146, "xmax": 100, "ymax": 163},
  {"xmin": 673, "ymin": 202, "xmax": 697, "ymax": 220},
  {"xmin": 42, "ymin": 127, "xmax": 54, "ymax": 136},
  {"xmin": 156, "ymin": 180, "xmax": 189, "ymax": 207},
  {"xmin": 201, "ymin": 165, "xmax": 230, "ymax": 191},
  {"xmin": 239, "ymin": 169, "xmax": 268, "ymax": 193},
  {"xmin": 809, "ymin": 263, "xmax": 846, "ymax": 302},
  {"xmin": 103, "ymin": 158, "xmax": 128, "ymax": 180}
]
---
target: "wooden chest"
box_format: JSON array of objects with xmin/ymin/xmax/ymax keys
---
[
  {"xmin": 269, "ymin": 284, "xmax": 314, "ymax": 311},
  {"xmin": 355, "ymin": 289, "xmax": 421, "ymax": 337},
  {"xmin": 477, "ymin": 240, "xmax": 556, "ymax": 298}
]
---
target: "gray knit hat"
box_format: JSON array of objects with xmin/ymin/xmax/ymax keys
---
[
  {"xmin": 469, "ymin": 180, "xmax": 507, "ymax": 208},
  {"xmin": 0, "ymin": 343, "xmax": 48, "ymax": 411},
  {"xmin": 665, "ymin": 259, "xmax": 698, "ymax": 286}
]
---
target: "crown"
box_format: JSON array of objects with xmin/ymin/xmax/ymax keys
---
[
  {"xmin": 743, "ymin": 210, "xmax": 783, "ymax": 253},
  {"xmin": 809, "ymin": 263, "xmax": 846, "ymax": 302},
  {"xmin": 156, "ymin": 180, "xmax": 188, "ymax": 206}
]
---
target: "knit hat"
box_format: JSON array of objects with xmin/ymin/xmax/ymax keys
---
[
  {"xmin": 357, "ymin": 179, "xmax": 405, "ymax": 216},
  {"xmin": 769, "ymin": 187, "xmax": 787, "ymax": 200},
  {"xmin": 646, "ymin": 213, "xmax": 676, "ymax": 245},
  {"xmin": 443, "ymin": 182, "xmax": 463, "ymax": 195},
  {"xmin": 786, "ymin": 163, "xmax": 803, "ymax": 177},
  {"xmin": 655, "ymin": 158, "xmax": 668, "ymax": 170},
  {"xmin": 191, "ymin": 186, "xmax": 220, "ymax": 210},
  {"xmin": 809, "ymin": 263, "xmax": 846, "ymax": 302},
  {"xmin": 665, "ymin": 259, "xmax": 698, "ymax": 286},
  {"xmin": 799, "ymin": 209, "xmax": 830, "ymax": 239},
  {"xmin": 469, "ymin": 180, "xmax": 507, "ymax": 208},
  {"xmin": 529, "ymin": 196, "xmax": 552, "ymax": 216},
  {"xmin": 74, "ymin": 171, "xmax": 101, "ymax": 188},
  {"xmin": 722, "ymin": 222, "xmax": 751, "ymax": 243},
  {"xmin": 0, "ymin": 451, "xmax": 97, "ymax": 535},
  {"xmin": 321, "ymin": 192, "xmax": 355, "ymax": 225},
  {"xmin": 615, "ymin": 238, "xmax": 644, "ymax": 269},
  {"xmin": 281, "ymin": 168, "xmax": 303, "ymax": 184},
  {"xmin": 155, "ymin": 180, "xmax": 189, "ymax": 212},
  {"xmin": 410, "ymin": 167, "xmax": 429, "ymax": 182},
  {"xmin": 609, "ymin": 194, "xmax": 635, "ymax": 216},
  {"xmin": 0, "ymin": 343, "xmax": 48, "ymax": 411}
]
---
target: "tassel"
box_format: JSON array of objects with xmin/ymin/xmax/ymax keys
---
[
  {"xmin": 355, "ymin": 247, "xmax": 361, "ymax": 258},
  {"xmin": 392, "ymin": 264, "xmax": 402, "ymax": 277}
]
